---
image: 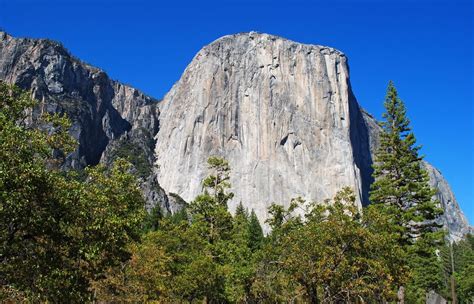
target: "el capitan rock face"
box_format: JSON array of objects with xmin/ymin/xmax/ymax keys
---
[
  {"xmin": 0, "ymin": 30, "xmax": 471, "ymax": 239},
  {"xmin": 154, "ymin": 32, "xmax": 471, "ymax": 238},
  {"xmin": 154, "ymin": 32, "xmax": 373, "ymax": 223}
]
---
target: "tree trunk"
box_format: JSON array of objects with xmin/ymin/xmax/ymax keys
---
[
  {"xmin": 451, "ymin": 275, "xmax": 457, "ymax": 304},
  {"xmin": 307, "ymin": 284, "xmax": 319, "ymax": 304},
  {"xmin": 450, "ymin": 243, "xmax": 457, "ymax": 304},
  {"xmin": 397, "ymin": 286, "xmax": 405, "ymax": 304}
]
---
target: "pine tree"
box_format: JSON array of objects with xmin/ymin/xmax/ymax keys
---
[
  {"xmin": 235, "ymin": 202, "xmax": 249, "ymax": 219},
  {"xmin": 142, "ymin": 204, "xmax": 163, "ymax": 232},
  {"xmin": 370, "ymin": 81, "xmax": 442, "ymax": 241},
  {"xmin": 369, "ymin": 81, "xmax": 445, "ymax": 300},
  {"xmin": 188, "ymin": 156, "xmax": 234, "ymax": 244},
  {"xmin": 248, "ymin": 210, "xmax": 264, "ymax": 252},
  {"xmin": 202, "ymin": 156, "xmax": 234, "ymax": 207},
  {"xmin": 233, "ymin": 202, "xmax": 250, "ymax": 251}
]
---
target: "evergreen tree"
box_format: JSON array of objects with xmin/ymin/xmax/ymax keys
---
[
  {"xmin": 232, "ymin": 202, "xmax": 250, "ymax": 253},
  {"xmin": 369, "ymin": 81, "xmax": 445, "ymax": 300},
  {"xmin": 248, "ymin": 209, "xmax": 264, "ymax": 252},
  {"xmin": 187, "ymin": 156, "xmax": 236, "ymax": 301},
  {"xmin": 202, "ymin": 156, "xmax": 234, "ymax": 207},
  {"xmin": 188, "ymin": 156, "xmax": 234, "ymax": 244},
  {"xmin": 446, "ymin": 234, "xmax": 474, "ymax": 303},
  {"xmin": 235, "ymin": 202, "xmax": 248, "ymax": 219},
  {"xmin": 142, "ymin": 204, "xmax": 163, "ymax": 232},
  {"xmin": 168, "ymin": 207, "xmax": 189, "ymax": 225}
]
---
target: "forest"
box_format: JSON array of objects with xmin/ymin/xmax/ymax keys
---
[{"xmin": 0, "ymin": 81, "xmax": 473, "ymax": 303}]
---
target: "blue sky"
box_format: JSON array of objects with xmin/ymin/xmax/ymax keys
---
[{"xmin": 1, "ymin": 0, "xmax": 473, "ymax": 223}]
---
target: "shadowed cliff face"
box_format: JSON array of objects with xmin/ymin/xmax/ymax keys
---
[
  {"xmin": 0, "ymin": 31, "xmax": 169, "ymax": 212},
  {"xmin": 348, "ymin": 84, "xmax": 374, "ymax": 207},
  {"xmin": 0, "ymin": 31, "xmax": 470, "ymax": 239}
]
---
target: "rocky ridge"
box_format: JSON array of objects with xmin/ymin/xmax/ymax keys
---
[
  {"xmin": 0, "ymin": 31, "xmax": 169, "ymax": 211},
  {"xmin": 0, "ymin": 31, "xmax": 471, "ymax": 240}
]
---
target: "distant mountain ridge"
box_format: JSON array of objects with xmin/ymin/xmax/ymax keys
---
[{"xmin": 0, "ymin": 31, "xmax": 471, "ymax": 240}]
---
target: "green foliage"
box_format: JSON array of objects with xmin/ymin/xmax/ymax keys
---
[
  {"xmin": 93, "ymin": 219, "xmax": 222, "ymax": 302},
  {"xmin": 142, "ymin": 204, "xmax": 163, "ymax": 232},
  {"xmin": 0, "ymin": 82, "xmax": 145, "ymax": 302},
  {"xmin": 248, "ymin": 209, "xmax": 264, "ymax": 252},
  {"xmin": 90, "ymin": 152, "xmax": 453, "ymax": 303},
  {"xmin": 201, "ymin": 156, "xmax": 234, "ymax": 206},
  {"xmin": 108, "ymin": 133, "xmax": 153, "ymax": 178},
  {"xmin": 440, "ymin": 235, "xmax": 474, "ymax": 303},
  {"xmin": 188, "ymin": 156, "xmax": 234, "ymax": 244},
  {"xmin": 235, "ymin": 201, "xmax": 248, "ymax": 219},
  {"xmin": 1, "ymin": 82, "xmax": 458, "ymax": 303},
  {"xmin": 253, "ymin": 187, "xmax": 408, "ymax": 302},
  {"xmin": 168, "ymin": 207, "xmax": 189, "ymax": 225},
  {"xmin": 370, "ymin": 81, "xmax": 443, "ymax": 243},
  {"xmin": 406, "ymin": 235, "xmax": 446, "ymax": 302},
  {"xmin": 369, "ymin": 81, "xmax": 445, "ymax": 300},
  {"xmin": 456, "ymin": 264, "xmax": 474, "ymax": 303},
  {"xmin": 95, "ymin": 157, "xmax": 263, "ymax": 303},
  {"xmin": 266, "ymin": 197, "xmax": 303, "ymax": 233}
]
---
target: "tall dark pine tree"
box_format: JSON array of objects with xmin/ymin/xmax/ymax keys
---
[
  {"xmin": 235, "ymin": 202, "xmax": 249, "ymax": 220},
  {"xmin": 369, "ymin": 81, "xmax": 444, "ymax": 299},
  {"xmin": 248, "ymin": 210, "xmax": 264, "ymax": 252},
  {"xmin": 370, "ymin": 81, "xmax": 442, "ymax": 241}
]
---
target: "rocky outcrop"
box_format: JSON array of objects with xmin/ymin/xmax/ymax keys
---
[
  {"xmin": 154, "ymin": 32, "xmax": 472, "ymax": 238},
  {"xmin": 0, "ymin": 31, "xmax": 168, "ymax": 211},
  {"xmin": 424, "ymin": 162, "xmax": 473, "ymax": 241}
]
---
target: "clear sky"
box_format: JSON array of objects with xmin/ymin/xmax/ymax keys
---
[{"xmin": 1, "ymin": 0, "xmax": 473, "ymax": 223}]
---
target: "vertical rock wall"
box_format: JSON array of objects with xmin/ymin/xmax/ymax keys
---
[{"xmin": 155, "ymin": 33, "xmax": 370, "ymax": 223}]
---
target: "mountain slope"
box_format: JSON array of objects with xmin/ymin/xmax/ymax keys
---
[
  {"xmin": 0, "ymin": 31, "xmax": 169, "ymax": 211},
  {"xmin": 0, "ymin": 31, "xmax": 470, "ymax": 240}
]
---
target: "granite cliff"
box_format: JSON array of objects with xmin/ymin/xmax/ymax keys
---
[
  {"xmin": 0, "ymin": 31, "xmax": 471, "ymax": 240},
  {"xmin": 154, "ymin": 32, "xmax": 471, "ymax": 238},
  {"xmin": 155, "ymin": 32, "xmax": 371, "ymax": 222}
]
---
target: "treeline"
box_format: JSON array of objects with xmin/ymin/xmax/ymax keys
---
[{"xmin": 0, "ymin": 81, "xmax": 473, "ymax": 303}]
